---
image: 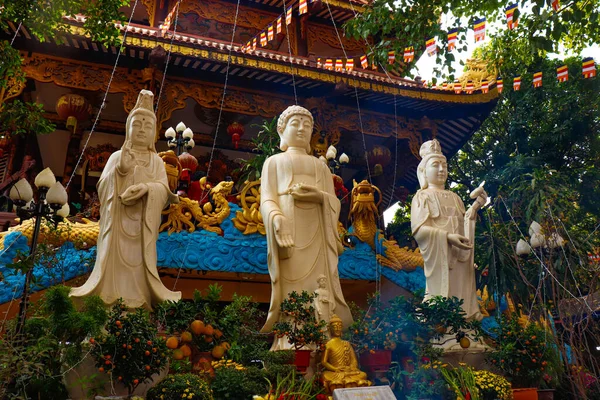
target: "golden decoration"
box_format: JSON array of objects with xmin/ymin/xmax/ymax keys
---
[
  {"xmin": 20, "ymin": 53, "xmax": 142, "ymax": 113},
  {"xmin": 232, "ymin": 180, "xmax": 265, "ymax": 235},
  {"xmin": 476, "ymin": 285, "xmax": 497, "ymax": 317},
  {"xmin": 160, "ymin": 179, "xmax": 234, "ymax": 235},
  {"xmin": 0, "ymin": 218, "xmax": 99, "ymax": 250},
  {"xmin": 179, "ymin": 0, "xmax": 279, "ymax": 30},
  {"xmin": 349, "ymin": 180, "xmax": 423, "ymax": 271},
  {"xmin": 140, "ymin": 0, "xmax": 156, "ymax": 27},
  {"xmin": 323, "ymin": 0, "xmax": 366, "ymax": 13},
  {"xmin": 158, "ymin": 150, "xmax": 182, "ymax": 192},
  {"xmin": 307, "ymin": 22, "xmax": 367, "ymax": 54},
  {"xmin": 458, "ymin": 58, "xmax": 497, "ymax": 90},
  {"xmin": 0, "ymin": 76, "xmax": 26, "ymax": 106}
]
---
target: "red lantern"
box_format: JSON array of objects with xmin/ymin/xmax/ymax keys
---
[
  {"xmin": 367, "ymin": 145, "xmax": 392, "ymax": 169},
  {"xmin": 56, "ymin": 94, "xmax": 91, "ymax": 133},
  {"xmin": 178, "ymin": 152, "xmax": 198, "ymax": 173},
  {"xmin": 226, "ymin": 122, "xmax": 244, "ymax": 149}
]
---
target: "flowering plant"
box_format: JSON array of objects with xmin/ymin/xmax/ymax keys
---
[
  {"xmin": 146, "ymin": 373, "xmax": 213, "ymax": 400},
  {"xmin": 487, "ymin": 313, "xmax": 561, "ymax": 388},
  {"xmin": 473, "ymin": 370, "xmax": 513, "ymax": 400}
]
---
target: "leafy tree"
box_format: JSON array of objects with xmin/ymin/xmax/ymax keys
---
[
  {"xmin": 344, "ymin": 0, "xmax": 600, "ymax": 81},
  {"xmin": 0, "ymin": 0, "xmax": 129, "ymax": 47}
]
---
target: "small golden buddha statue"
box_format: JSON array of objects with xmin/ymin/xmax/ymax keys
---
[{"xmin": 321, "ymin": 315, "xmax": 371, "ymax": 393}]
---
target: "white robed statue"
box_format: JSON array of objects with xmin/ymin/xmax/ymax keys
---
[
  {"xmin": 260, "ymin": 105, "xmax": 352, "ymax": 349},
  {"xmin": 71, "ymin": 90, "xmax": 181, "ymax": 309},
  {"xmin": 410, "ymin": 139, "xmax": 486, "ymax": 321}
]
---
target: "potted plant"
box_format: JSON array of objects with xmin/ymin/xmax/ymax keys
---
[
  {"xmin": 487, "ymin": 313, "xmax": 561, "ymax": 400},
  {"xmin": 146, "ymin": 373, "xmax": 213, "ymax": 400},
  {"xmin": 272, "ymin": 291, "xmax": 328, "ymax": 372},
  {"xmin": 473, "ymin": 369, "xmax": 513, "ymax": 400},
  {"xmin": 90, "ymin": 299, "xmax": 169, "ymax": 396}
]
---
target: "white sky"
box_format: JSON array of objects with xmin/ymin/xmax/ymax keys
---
[{"xmin": 383, "ymin": 19, "xmax": 600, "ymax": 227}]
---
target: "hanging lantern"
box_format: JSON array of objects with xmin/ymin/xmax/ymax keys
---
[
  {"xmin": 367, "ymin": 145, "xmax": 392, "ymax": 169},
  {"xmin": 178, "ymin": 151, "xmax": 198, "ymax": 173},
  {"xmin": 226, "ymin": 122, "xmax": 244, "ymax": 149},
  {"xmin": 55, "ymin": 94, "xmax": 91, "ymax": 133}
]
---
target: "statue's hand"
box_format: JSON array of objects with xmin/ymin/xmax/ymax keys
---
[
  {"xmin": 120, "ymin": 183, "xmax": 149, "ymax": 205},
  {"xmin": 289, "ymin": 184, "xmax": 323, "ymax": 204},
  {"xmin": 119, "ymin": 142, "xmax": 135, "ymax": 173},
  {"xmin": 448, "ymin": 233, "xmax": 472, "ymax": 250},
  {"xmin": 273, "ymin": 214, "xmax": 294, "ymax": 248}
]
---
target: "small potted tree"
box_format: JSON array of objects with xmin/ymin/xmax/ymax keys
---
[
  {"xmin": 487, "ymin": 313, "xmax": 562, "ymax": 400},
  {"xmin": 272, "ymin": 291, "xmax": 328, "ymax": 372}
]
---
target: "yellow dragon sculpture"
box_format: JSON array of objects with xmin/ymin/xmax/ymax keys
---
[
  {"xmin": 159, "ymin": 178, "xmax": 234, "ymax": 235},
  {"xmin": 0, "ymin": 218, "xmax": 99, "ymax": 250},
  {"xmin": 0, "ymin": 179, "xmax": 234, "ymax": 248},
  {"xmin": 348, "ymin": 180, "xmax": 423, "ymax": 272}
]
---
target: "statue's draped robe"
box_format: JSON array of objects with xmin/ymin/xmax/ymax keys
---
[
  {"xmin": 411, "ymin": 189, "xmax": 481, "ymax": 320},
  {"xmin": 322, "ymin": 338, "xmax": 367, "ymax": 385},
  {"xmin": 260, "ymin": 151, "xmax": 352, "ymax": 348},
  {"xmin": 71, "ymin": 150, "xmax": 181, "ymax": 309}
]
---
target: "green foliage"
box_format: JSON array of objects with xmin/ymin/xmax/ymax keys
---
[
  {"xmin": 154, "ymin": 300, "xmax": 197, "ymax": 334},
  {"xmin": 146, "ymin": 373, "xmax": 213, "ymax": 400},
  {"xmin": 347, "ymin": 293, "xmax": 481, "ymax": 357},
  {"xmin": 487, "ymin": 314, "xmax": 562, "ymax": 388},
  {"xmin": 0, "ymin": 286, "xmax": 107, "ymax": 400},
  {"xmin": 0, "ymin": 0, "xmax": 129, "ymax": 47},
  {"xmin": 385, "ymin": 195, "xmax": 414, "ymax": 248},
  {"xmin": 0, "ymin": 41, "xmax": 25, "ymax": 89},
  {"xmin": 90, "ymin": 300, "xmax": 169, "ymax": 394},
  {"xmin": 211, "ymin": 365, "xmax": 265, "ymax": 400},
  {"xmin": 439, "ymin": 363, "xmax": 479, "ymax": 400},
  {"xmin": 237, "ymin": 117, "xmax": 281, "ymax": 182},
  {"xmin": 344, "ymin": 0, "xmax": 600, "ymax": 81},
  {"xmin": 264, "ymin": 369, "xmax": 323, "ymax": 399},
  {"xmin": 272, "ymin": 290, "xmax": 328, "ymax": 350},
  {"xmin": 0, "ymin": 100, "xmax": 55, "ymax": 136}
]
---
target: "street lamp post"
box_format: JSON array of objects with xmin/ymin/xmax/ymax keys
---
[
  {"xmin": 322, "ymin": 145, "xmax": 349, "ymax": 174},
  {"xmin": 9, "ymin": 167, "xmax": 69, "ymax": 334},
  {"xmin": 165, "ymin": 121, "xmax": 195, "ymax": 156}
]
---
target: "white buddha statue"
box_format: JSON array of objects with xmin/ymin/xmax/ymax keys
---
[
  {"xmin": 411, "ymin": 139, "xmax": 485, "ymax": 321},
  {"xmin": 259, "ymin": 105, "xmax": 352, "ymax": 349},
  {"xmin": 70, "ymin": 90, "xmax": 181, "ymax": 309}
]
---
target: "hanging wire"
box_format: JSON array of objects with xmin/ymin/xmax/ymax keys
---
[
  {"xmin": 65, "ymin": 0, "xmax": 141, "ymax": 190},
  {"xmin": 322, "ymin": 0, "xmax": 386, "ymax": 299},
  {"xmin": 172, "ymin": 0, "xmax": 242, "ymax": 290},
  {"xmin": 280, "ymin": 0, "xmax": 298, "ymax": 105},
  {"xmin": 498, "ymin": 195, "xmax": 593, "ymax": 312},
  {"xmin": 154, "ymin": 0, "xmax": 183, "ymax": 114},
  {"xmin": 10, "ymin": 22, "xmax": 23, "ymax": 45}
]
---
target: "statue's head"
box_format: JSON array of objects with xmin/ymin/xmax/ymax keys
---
[
  {"xmin": 317, "ymin": 274, "xmax": 327, "ymax": 288},
  {"xmin": 329, "ymin": 314, "xmax": 343, "ymax": 337},
  {"xmin": 277, "ymin": 105, "xmax": 313, "ymax": 154},
  {"xmin": 416, "ymin": 139, "xmax": 446, "ymax": 189},
  {"xmin": 125, "ymin": 89, "xmax": 157, "ymax": 153}
]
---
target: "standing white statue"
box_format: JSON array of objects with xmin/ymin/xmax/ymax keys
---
[
  {"xmin": 71, "ymin": 90, "xmax": 181, "ymax": 309},
  {"xmin": 260, "ymin": 105, "xmax": 352, "ymax": 349},
  {"xmin": 410, "ymin": 139, "xmax": 486, "ymax": 321}
]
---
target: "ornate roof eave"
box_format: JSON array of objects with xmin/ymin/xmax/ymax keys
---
[{"xmin": 52, "ymin": 17, "xmax": 498, "ymax": 106}]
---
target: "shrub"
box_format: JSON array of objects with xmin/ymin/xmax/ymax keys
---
[{"xmin": 146, "ymin": 373, "xmax": 213, "ymax": 400}]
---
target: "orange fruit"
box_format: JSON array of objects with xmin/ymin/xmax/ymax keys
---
[
  {"xmin": 172, "ymin": 349, "xmax": 184, "ymax": 360},
  {"xmin": 214, "ymin": 329, "xmax": 223, "ymax": 339},
  {"xmin": 211, "ymin": 345, "xmax": 225, "ymax": 359},
  {"xmin": 459, "ymin": 337, "xmax": 471, "ymax": 349},
  {"xmin": 133, "ymin": 379, "xmax": 139, "ymax": 385},
  {"xmin": 204, "ymin": 324, "xmax": 214, "ymax": 336},
  {"xmin": 190, "ymin": 320, "xmax": 205, "ymax": 335},
  {"xmin": 221, "ymin": 341, "xmax": 231, "ymax": 350},
  {"xmin": 204, "ymin": 335, "xmax": 214, "ymax": 343},
  {"xmin": 181, "ymin": 331, "xmax": 193, "ymax": 343},
  {"xmin": 98, "ymin": 367, "xmax": 104, "ymax": 373},
  {"xmin": 166, "ymin": 336, "xmax": 179, "ymax": 349},
  {"xmin": 145, "ymin": 350, "xmax": 151, "ymax": 356},
  {"xmin": 180, "ymin": 344, "xmax": 192, "ymax": 357}
]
